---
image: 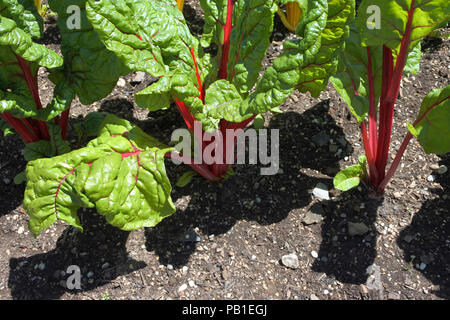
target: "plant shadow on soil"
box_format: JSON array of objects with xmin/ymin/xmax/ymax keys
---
[
  {"xmin": 397, "ymin": 154, "xmax": 450, "ymax": 299},
  {"xmin": 8, "ymin": 208, "xmax": 146, "ymax": 299}
]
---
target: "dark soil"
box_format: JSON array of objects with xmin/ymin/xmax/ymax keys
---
[{"xmin": 0, "ymin": 1, "xmax": 449, "ymax": 300}]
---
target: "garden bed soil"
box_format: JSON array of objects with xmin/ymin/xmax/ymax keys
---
[{"xmin": 0, "ymin": 0, "xmax": 448, "ymax": 300}]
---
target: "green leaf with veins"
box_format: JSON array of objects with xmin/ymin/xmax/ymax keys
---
[
  {"xmin": 356, "ymin": 0, "xmax": 450, "ymax": 54},
  {"xmin": 0, "ymin": 15, "xmax": 62, "ymax": 118},
  {"xmin": 48, "ymin": 0, "xmax": 130, "ymax": 110},
  {"xmin": 296, "ymin": 0, "xmax": 355, "ymax": 97},
  {"xmin": 410, "ymin": 85, "xmax": 450, "ymax": 155},
  {"xmin": 24, "ymin": 114, "xmax": 175, "ymax": 236},
  {"xmin": 0, "ymin": 0, "xmax": 43, "ymax": 38}
]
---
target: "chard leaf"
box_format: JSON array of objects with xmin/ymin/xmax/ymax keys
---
[
  {"xmin": 334, "ymin": 163, "xmax": 364, "ymax": 191},
  {"xmin": 296, "ymin": 0, "xmax": 355, "ymax": 97},
  {"xmin": 200, "ymin": 0, "xmax": 277, "ymax": 97},
  {"xmin": 411, "ymin": 85, "xmax": 450, "ymax": 154},
  {"xmin": 0, "ymin": 0, "xmax": 42, "ymax": 38},
  {"xmin": 48, "ymin": 0, "xmax": 130, "ymax": 108},
  {"xmin": 0, "ymin": 15, "xmax": 62, "ymax": 118},
  {"xmin": 135, "ymin": 77, "xmax": 171, "ymax": 111},
  {"xmin": 329, "ymin": 24, "xmax": 382, "ymax": 123},
  {"xmin": 247, "ymin": 0, "xmax": 328, "ymax": 113},
  {"xmin": 403, "ymin": 42, "xmax": 421, "ymax": 75},
  {"xmin": 24, "ymin": 114, "xmax": 175, "ymax": 236},
  {"xmin": 199, "ymin": 79, "xmax": 247, "ymax": 130},
  {"xmin": 86, "ymin": 0, "xmax": 208, "ymax": 123},
  {"xmin": 356, "ymin": 0, "xmax": 450, "ymax": 54},
  {"xmin": 86, "ymin": 0, "xmax": 172, "ymax": 76}
]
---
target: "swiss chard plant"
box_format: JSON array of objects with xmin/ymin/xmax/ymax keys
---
[
  {"xmin": 84, "ymin": 0, "xmax": 355, "ymax": 182},
  {"xmin": 331, "ymin": 0, "xmax": 450, "ymax": 194},
  {"xmin": 0, "ymin": 0, "xmax": 128, "ymax": 161},
  {"xmin": 0, "ymin": 0, "xmax": 176, "ymax": 236}
]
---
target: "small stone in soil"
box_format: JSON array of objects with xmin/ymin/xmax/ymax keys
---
[
  {"xmin": 348, "ymin": 222, "xmax": 370, "ymax": 236},
  {"xmin": 310, "ymin": 294, "xmax": 319, "ymax": 300},
  {"xmin": 311, "ymin": 251, "xmax": 318, "ymax": 258},
  {"xmin": 281, "ymin": 253, "xmax": 299, "ymax": 269},
  {"xmin": 312, "ymin": 183, "xmax": 330, "ymax": 200},
  {"xmin": 178, "ymin": 284, "xmax": 187, "ymax": 293},
  {"xmin": 437, "ymin": 165, "xmax": 448, "ymax": 175},
  {"xmin": 180, "ymin": 228, "xmax": 201, "ymax": 242},
  {"xmin": 419, "ymin": 263, "xmax": 427, "ymax": 270},
  {"xmin": 311, "ymin": 132, "xmax": 330, "ymax": 147},
  {"xmin": 427, "ymin": 175, "xmax": 435, "ymax": 182}
]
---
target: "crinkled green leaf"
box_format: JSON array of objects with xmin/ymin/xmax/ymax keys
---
[
  {"xmin": 24, "ymin": 114, "xmax": 175, "ymax": 236},
  {"xmin": 0, "ymin": 0, "xmax": 42, "ymax": 38},
  {"xmin": 296, "ymin": 0, "xmax": 355, "ymax": 97},
  {"xmin": 330, "ymin": 24, "xmax": 382, "ymax": 123},
  {"xmin": 48, "ymin": 0, "xmax": 130, "ymax": 107},
  {"xmin": 86, "ymin": 0, "xmax": 210, "ymax": 125},
  {"xmin": 135, "ymin": 77, "xmax": 171, "ymax": 111},
  {"xmin": 200, "ymin": 0, "xmax": 277, "ymax": 97},
  {"xmin": 356, "ymin": 0, "xmax": 450, "ymax": 54},
  {"xmin": 0, "ymin": 15, "xmax": 62, "ymax": 118},
  {"xmin": 246, "ymin": 0, "xmax": 328, "ymax": 113},
  {"xmin": 196, "ymin": 79, "xmax": 247, "ymax": 130},
  {"xmin": 411, "ymin": 85, "xmax": 450, "ymax": 154},
  {"xmin": 404, "ymin": 42, "xmax": 421, "ymax": 75}
]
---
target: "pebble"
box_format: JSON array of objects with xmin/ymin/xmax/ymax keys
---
[
  {"xmin": 437, "ymin": 165, "xmax": 448, "ymax": 175},
  {"xmin": 167, "ymin": 264, "xmax": 174, "ymax": 270},
  {"xmin": 281, "ymin": 253, "xmax": 299, "ymax": 269},
  {"xmin": 311, "ymin": 250, "xmax": 318, "ymax": 258},
  {"xmin": 17, "ymin": 226, "xmax": 24, "ymax": 234},
  {"xmin": 303, "ymin": 211, "xmax": 323, "ymax": 225},
  {"xmin": 419, "ymin": 263, "xmax": 427, "ymax": 271},
  {"xmin": 188, "ymin": 280, "xmax": 195, "ymax": 288},
  {"xmin": 38, "ymin": 263, "xmax": 45, "ymax": 271},
  {"xmin": 3, "ymin": 178, "xmax": 11, "ymax": 185},
  {"xmin": 348, "ymin": 222, "xmax": 370, "ymax": 236},
  {"xmin": 427, "ymin": 175, "xmax": 435, "ymax": 182},
  {"xmin": 182, "ymin": 266, "xmax": 188, "ymax": 275},
  {"xmin": 310, "ymin": 294, "xmax": 319, "ymax": 300},
  {"xmin": 311, "ymin": 132, "xmax": 330, "ymax": 147},
  {"xmin": 101, "ymin": 263, "xmax": 110, "ymax": 270},
  {"xmin": 87, "ymin": 271, "xmax": 94, "ymax": 278},
  {"xmin": 131, "ymin": 71, "xmax": 145, "ymax": 84},
  {"xmin": 178, "ymin": 284, "xmax": 187, "ymax": 293},
  {"xmin": 117, "ymin": 78, "xmax": 126, "ymax": 87},
  {"xmin": 312, "ymin": 183, "xmax": 330, "ymax": 200}
]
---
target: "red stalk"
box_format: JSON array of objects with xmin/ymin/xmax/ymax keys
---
[
  {"xmin": 14, "ymin": 53, "xmax": 50, "ymax": 141},
  {"xmin": 0, "ymin": 112, "xmax": 39, "ymax": 143},
  {"xmin": 375, "ymin": 46, "xmax": 394, "ymax": 179},
  {"xmin": 218, "ymin": 0, "xmax": 234, "ymax": 80},
  {"xmin": 377, "ymin": 133, "xmax": 413, "ymax": 192},
  {"xmin": 366, "ymin": 47, "xmax": 378, "ymax": 183},
  {"xmin": 164, "ymin": 152, "xmax": 217, "ymax": 182},
  {"xmin": 385, "ymin": 0, "xmax": 415, "ymax": 105},
  {"xmin": 360, "ymin": 120, "xmax": 378, "ymax": 186},
  {"xmin": 59, "ymin": 108, "xmax": 70, "ymax": 140}
]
